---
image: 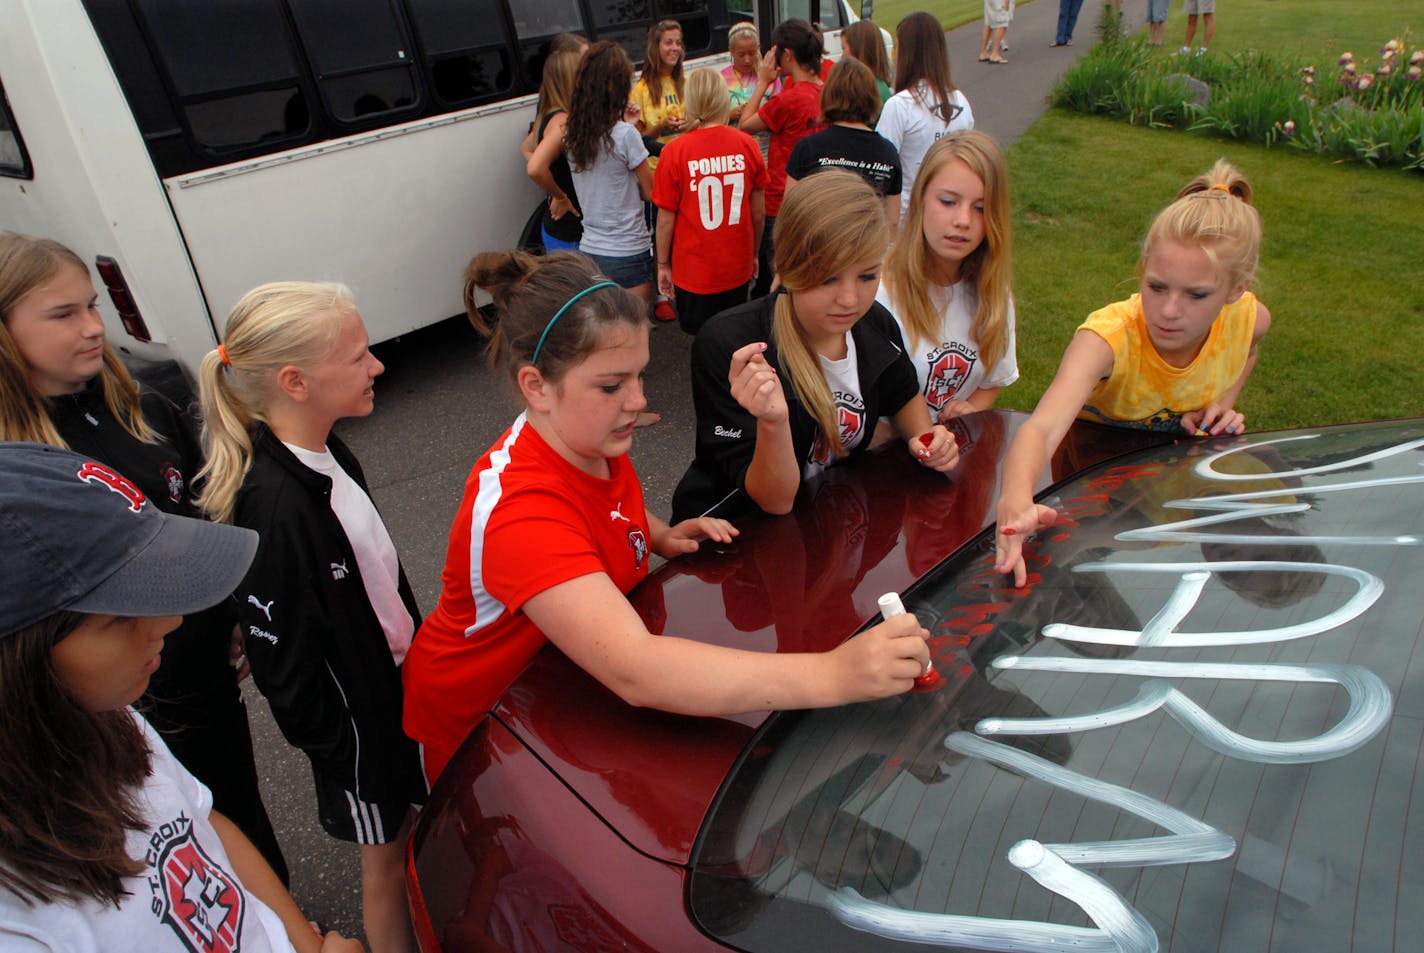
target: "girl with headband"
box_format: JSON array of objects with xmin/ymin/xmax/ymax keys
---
[
  {"xmin": 402, "ymin": 250, "xmax": 936, "ymax": 782},
  {"xmin": 197, "ymin": 283, "xmax": 425, "ymax": 953},
  {"xmin": 994, "ymin": 159, "xmax": 1272, "ymax": 586}
]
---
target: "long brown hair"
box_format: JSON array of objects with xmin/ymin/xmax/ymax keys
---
[
  {"xmin": 773, "ymin": 170, "xmax": 890, "ymax": 457},
  {"xmin": 892, "ymin": 11, "xmax": 960, "ymax": 122},
  {"xmin": 842, "ymin": 19, "xmax": 892, "ymax": 87},
  {"xmin": 0, "ymin": 233, "xmax": 155, "ymax": 447},
  {"xmin": 0, "ymin": 612, "xmax": 152, "ymax": 906},
  {"xmin": 465, "ymin": 249, "xmax": 645, "ymax": 386},
  {"xmin": 884, "ymin": 131, "xmax": 1013, "ymax": 371},
  {"xmin": 636, "ymin": 19, "xmax": 685, "ymax": 103},
  {"xmin": 565, "ymin": 41, "xmax": 634, "ymax": 171}
]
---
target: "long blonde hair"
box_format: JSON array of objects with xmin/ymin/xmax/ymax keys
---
[
  {"xmin": 1146, "ymin": 158, "xmax": 1261, "ymax": 291},
  {"xmin": 773, "ymin": 170, "xmax": 890, "ymax": 457},
  {"xmin": 0, "ymin": 232, "xmax": 155, "ymax": 447},
  {"xmin": 682, "ymin": 67, "xmax": 731, "ymax": 128},
  {"xmin": 196, "ymin": 281, "xmax": 353, "ymax": 524},
  {"xmin": 884, "ymin": 131, "xmax": 1013, "ymax": 371}
]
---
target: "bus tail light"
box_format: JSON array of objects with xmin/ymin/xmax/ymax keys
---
[{"xmin": 94, "ymin": 255, "xmax": 151, "ymax": 342}]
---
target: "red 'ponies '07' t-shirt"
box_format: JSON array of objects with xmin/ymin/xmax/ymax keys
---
[{"xmin": 402, "ymin": 415, "xmax": 651, "ymax": 774}]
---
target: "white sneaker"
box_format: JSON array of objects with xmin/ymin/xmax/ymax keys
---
[
  {"xmin": 1179, "ymin": 45, "xmax": 1192, "ymax": 55},
  {"xmin": 1195, "ymin": 46, "xmax": 1207, "ymax": 56}
]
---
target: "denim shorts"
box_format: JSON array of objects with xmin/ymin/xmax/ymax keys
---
[
  {"xmin": 584, "ymin": 250, "xmax": 652, "ymax": 289},
  {"xmin": 1148, "ymin": 0, "xmax": 1170, "ymax": 20}
]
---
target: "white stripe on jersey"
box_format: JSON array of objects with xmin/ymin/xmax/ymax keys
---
[{"xmin": 463, "ymin": 414, "xmax": 524, "ymax": 638}]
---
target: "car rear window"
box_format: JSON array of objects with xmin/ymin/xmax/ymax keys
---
[{"xmin": 690, "ymin": 420, "xmax": 1424, "ymax": 952}]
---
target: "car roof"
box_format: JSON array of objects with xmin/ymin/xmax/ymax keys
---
[
  {"xmin": 686, "ymin": 416, "xmax": 1424, "ymax": 951},
  {"xmin": 492, "ymin": 410, "xmax": 1171, "ymax": 864}
]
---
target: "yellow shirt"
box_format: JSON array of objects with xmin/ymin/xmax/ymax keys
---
[
  {"xmin": 630, "ymin": 75, "xmax": 684, "ymax": 144},
  {"xmin": 1078, "ymin": 291, "xmax": 1258, "ymax": 431}
]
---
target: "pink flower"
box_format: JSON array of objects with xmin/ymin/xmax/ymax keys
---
[
  {"xmin": 1343, "ymin": 61, "xmax": 1358, "ymax": 74},
  {"xmin": 1301, "ymin": 65, "xmax": 1316, "ymax": 75},
  {"xmin": 1408, "ymin": 64, "xmax": 1423, "ymax": 81},
  {"xmin": 1339, "ymin": 51, "xmax": 1355, "ymax": 65},
  {"xmin": 1357, "ymin": 73, "xmax": 1375, "ymax": 90},
  {"xmin": 1303, "ymin": 74, "xmax": 1315, "ymax": 86},
  {"xmin": 1379, "ymin": 63, "xmax": 1393, "ymax": 76},
  {"xmin": 1283, "ymin": 120, "xmax": 1296, "ymax": 136},
  {"xmin": 1384, "ymin": 38, "xmax": 1402, "ymax": 54},
  {"xmin": 1411, "ymin": 50, "xmax": 1424, "ymax": 66}
]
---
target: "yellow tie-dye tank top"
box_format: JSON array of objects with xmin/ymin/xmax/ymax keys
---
[{"xmin": 1078, "ymin": 291, "xmax": 1257, "ymax": 432}]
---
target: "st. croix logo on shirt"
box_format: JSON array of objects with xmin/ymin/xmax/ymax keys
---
[
  {"xmin": 146, "ymin": 812, "xmax": 245, "ymax": 952},
  {"xmin": 924, "ymin": 341, "xmax": 976, "ymax": 413},
  {"xmin": 810, "ymin": 392, "xmax": 867, "ymax": 466}
]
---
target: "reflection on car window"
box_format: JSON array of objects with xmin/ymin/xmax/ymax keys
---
[{"xmin": 691, "ymin": 420, "xmax": 1424, "ymax": 952}]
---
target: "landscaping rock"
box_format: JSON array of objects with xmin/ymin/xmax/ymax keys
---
[{"xmin": 1165, "ymin": 73, "xmax": 1212, "ymax": 107}]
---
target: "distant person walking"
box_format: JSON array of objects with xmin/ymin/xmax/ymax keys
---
[
  {"xmin": 1052, "ymin": 0, "xmax": 1086, "ymax": 46},
  {"xmin": 980, "ymin": 1, "xmax": 1015, "ymax": 64},
  {"xmin": 1148, "ymin": 0, "xmax": 1170, "ymax": 47},
  {"xmin": 1182, "ymin": 0, "xmax": 1215, "ymax": 55}
]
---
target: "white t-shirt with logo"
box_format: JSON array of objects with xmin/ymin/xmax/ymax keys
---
[
  {"xmin": 804, "ymin": 333, "xmax": 868, "ymax": 480},
  {"xmin": 286, "ymin": 443, "xmax": 414, "ymax": 665},
  {"xmin": 877, "ymin": 281, "xmax": 1018, "ymax": 419},
  {"xmin": 0, "ymin": 713, "xmax": 294, "ymax": 952}
]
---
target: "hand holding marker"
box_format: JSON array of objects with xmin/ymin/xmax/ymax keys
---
[{"xmin": 878, "ymin": 592, "xmax": 943, "ymax": 689}]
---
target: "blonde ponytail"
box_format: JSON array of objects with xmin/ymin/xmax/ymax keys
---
[{"xmin": 196, "ymin": 281, "xmax": 352, "ymax": 523}]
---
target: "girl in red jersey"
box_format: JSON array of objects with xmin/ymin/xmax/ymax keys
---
[
  {"xmin": 653, "ymin": 67, "xmax": 768, "ymax": 335},
  {"xmin": 402, "ymin": 250, "xmax": 936, "ymax": 783},
  {"xmin": 736, "ymin": 18, "xmax": 825, "ymax": 298}
]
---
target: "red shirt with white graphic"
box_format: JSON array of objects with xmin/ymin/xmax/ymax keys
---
[
  {"xmin": 402, "ymin": 415, "xmax": 651, "ymax": 779},
  {"xmin": 652, "ymin": 124, "xmax": 768, "ymax": 294}
]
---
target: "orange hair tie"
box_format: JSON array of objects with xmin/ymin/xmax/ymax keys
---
[
  {"xmin": 1210, "ymin": 183, "xmax": 1233, "ymax": 194},
  {"xmin": 217, "ymin": 343, "xmax": 231, "ymax": 366}
]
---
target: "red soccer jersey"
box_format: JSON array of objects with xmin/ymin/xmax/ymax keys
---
[
  {"xmin": 402, "ymin": 416, "xmax": 651, "ymax": 777},
  {"xmin": 758, "ymin": 80, "xmax": 823, "ymax": 217},
  {"xmin": 652, "ymin": 125, "xmax": 769, "ymax": 294}
]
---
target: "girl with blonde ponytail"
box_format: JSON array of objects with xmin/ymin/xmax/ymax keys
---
[
  {"xmin": 672, "ymin": 169, "xmax": 961, "ymax": 523},
  {"xmin": 995, "ymin": 158, "xmax": 1271, "ymax": 587},
  {"xmin": 197, "ymin": 282, "xmax": 425, "ymax": 953},
  {"xmin": 0, "ymin": 231, "xmax": 287, "ymax": 885}
]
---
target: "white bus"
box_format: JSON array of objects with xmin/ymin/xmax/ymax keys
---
[{"xmin": 0, "ymin": 0, "xmax": 864, "ymax": 381}]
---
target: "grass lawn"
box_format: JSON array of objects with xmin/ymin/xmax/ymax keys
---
[
  {"xmin": 869, "ymin": 0, "xmax": 1001, "ymax": 35},
  {"xmin": 1004, "ymin": 110, "xmax": 1424, "ymax": 430}
]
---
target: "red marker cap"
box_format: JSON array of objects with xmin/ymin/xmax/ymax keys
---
[
  {"xmin": 918, "ymin": 432, "xmax": 934, "ymax": 447},
  {"xmin": 913, "ymin": 665, "xmax": 943, "ymax": 690}
]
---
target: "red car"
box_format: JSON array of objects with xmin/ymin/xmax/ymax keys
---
[{"xmin": 407, "ymin": 411, "xmax": 1424, "ymax": 952}]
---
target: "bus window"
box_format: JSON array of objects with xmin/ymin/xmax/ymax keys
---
[
  {"xmin": 406, "ymin": 0, "xmax": 517, "ymax": 107},
  {"xmin": 775, "ymin": 0, "xmax": 846, "ymax": 29},
  {"xmin": 0, "ymin": 78, "xmax": 31, "ymax": 179},
  {"xmin": 586, "ymin": 0, "xmax": 653, "ymax": 57},
  {"xmin": 130, "ymin": 0, "xmax": 311, "ymax": 155},
  {"xmin": 655, "ymin": 0, "xmax": 713, "ymax": 54},
  {"xmin": 287, "ymin": 0, "xmax": 421, "ymax": 125}
]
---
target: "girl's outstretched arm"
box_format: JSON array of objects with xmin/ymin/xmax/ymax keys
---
[
  {"xmin": 994, "ymin": 330, "xmax": 1115, "ymax": 586},
  {"xmin": 938, "ymin": 385, "xmax": 1002, "ymax": 422},
  {"xmin": 1182, "ymin": 298, "xmax": 1272, "ymax": 436},
  {"xmin": 523, "ymin": 571, "xmax": 930, "ymax": 713}
]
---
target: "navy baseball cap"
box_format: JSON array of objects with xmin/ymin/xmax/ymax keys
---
[{"xmin": 0, "ymin": 442, "xmax": 258, "ymax": 638}]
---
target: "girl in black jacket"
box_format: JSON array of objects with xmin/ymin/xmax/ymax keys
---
[
  {"xmin": 671, "ymin": 171, "xmax": 960, "ymax": 522},
  {"xmin": 197, "ymin": 282, "xmax": 424, "ymax": 953},
  {"xmin": 0, "ymin": 231, "xmax": 287, "ymax": 883}
]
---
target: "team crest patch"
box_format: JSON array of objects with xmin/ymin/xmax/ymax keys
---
[
  {"xmin": 161, "ymin": 462, "xmax": 186, "ymax": 503},
  {"xmin": 924, "ymin": 342, "xmax": 976, "ymax": 413},
  {"xmin": 811, "ymin": 392, "xmax": 867, "ymax": 466},
  {"xmin": 147, "ymin": 813, "xmax": 245, "ymax": 952},
  {"xmin": 627, "ymin": 528, "xmax": 649, "ymax": 569}
]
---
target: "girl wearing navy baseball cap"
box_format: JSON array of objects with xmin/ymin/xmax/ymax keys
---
[{"xmin": 0, "ymin": 442, "xmax": 361, "ymax": 952}]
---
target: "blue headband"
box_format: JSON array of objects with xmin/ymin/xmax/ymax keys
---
[{"xmin": 531, "ymin": 281, "xmax": 619, "ymax": 365}]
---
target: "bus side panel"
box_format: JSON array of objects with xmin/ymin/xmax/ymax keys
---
[
  {"xmin": 163, "ymin": 103, "xmax": 542, "ymax": 348},
  {"xmin": 0, "ymin": 0, "xmax": 216, "ymax": 375}
]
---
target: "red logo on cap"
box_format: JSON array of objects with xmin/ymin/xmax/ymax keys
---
[{"xmin": 77, "ymin": 461, "xmax": 147, "ymax": 512}]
